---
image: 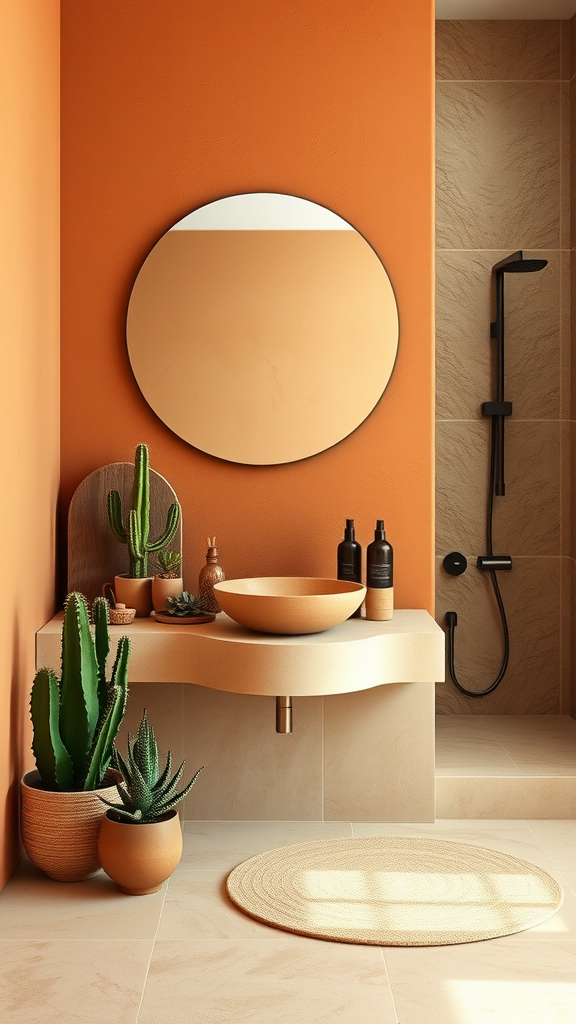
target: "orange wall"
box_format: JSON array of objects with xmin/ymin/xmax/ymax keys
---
[
  {"xmin": 0, "ymin": 0, "xmax": 60, "ymax": 889},
  {"xmin": 61, "ymin": 1, "xmax": 434, "ymax": 608}
]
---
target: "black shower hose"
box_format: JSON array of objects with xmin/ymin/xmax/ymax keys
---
[{"xmin": 445, "ymin": 420, "xmax": 510, "ymax": 697}]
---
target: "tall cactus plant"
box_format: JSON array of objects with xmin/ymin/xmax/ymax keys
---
[
  {"xmin": 107, "ymin": 443, "xmax": 180, "ymax": 578},
  {"xmin": 30, "ymin": 593, "xmax": 131, "ymax": 791}
]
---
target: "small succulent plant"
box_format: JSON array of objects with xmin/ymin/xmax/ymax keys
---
[
  {"xmin": 99, "ymin": 710, "xmax": 203, "ymax": 823},
  {"xmin": 154, "ymin": 550, "xmax": 182, "ymax": 578},
  {"xmin": 165, "ymin": 591, "xmax": 208, "ymax": 617}
]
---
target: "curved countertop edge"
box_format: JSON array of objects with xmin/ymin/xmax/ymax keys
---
[{"xmin": 36, "ymin": 609, "xmax": 445, "ymax": 697}]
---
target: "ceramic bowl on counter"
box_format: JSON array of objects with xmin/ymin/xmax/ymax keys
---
[{"xmin": 213, "ymin": 577, "xmax": 366, "ymax": 635}]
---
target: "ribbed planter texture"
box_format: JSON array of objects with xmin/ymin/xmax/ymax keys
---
[
  {"xmin": 151, "ymin": 576, "xmax": 183, "ymax": 612},
  {"xmin": 98, "ymin": 809, "xmax": 183, "ymax": 895},
  {"xmin": 20, "ymin": 770, "xmax": 119, "ymax": 882}
]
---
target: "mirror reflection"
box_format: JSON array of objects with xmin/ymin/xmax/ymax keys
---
[{"xmin": 127, "ymin": 193, "xmax": 399, "ymax": 465}]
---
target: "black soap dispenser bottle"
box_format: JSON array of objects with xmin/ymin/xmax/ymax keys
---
[
  {"xmin": 365, "ymin": 519, "xmax": 393, "ymax": 621},
  {"xmin": 337, "ymin": 518, "xmax": 362, "ymax": 617}
]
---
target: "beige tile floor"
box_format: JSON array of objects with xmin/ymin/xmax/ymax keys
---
[
  {"xmin": 435, "ymin": 715, "xmax": 576, "ymax": 777},
  {"xmin": 1, "ymin": 816, "xmax": 576, "ymax": 1024}
]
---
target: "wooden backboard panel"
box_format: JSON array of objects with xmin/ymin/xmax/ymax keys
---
[{"xmin": 67, "ymin": 463, "xmax": 182, "ymax": 603}]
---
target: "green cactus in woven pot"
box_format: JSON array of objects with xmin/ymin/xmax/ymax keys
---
[
  {"xmin": 100, "ymin": 709, "xmax": 204, "ymax": 823},
  {"xmin": 30, "ymin": 593, "xmax": 131, "ymax": 791},
  {"xmin": 107, "ymin": 442, "xmax": 180, "ymax": 579}
]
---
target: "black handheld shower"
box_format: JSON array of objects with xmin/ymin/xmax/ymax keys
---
[{"xmin": 445, "ymin": 250, "xmax": 547, "ymax": 699}]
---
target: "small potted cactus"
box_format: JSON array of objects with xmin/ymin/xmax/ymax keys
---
[
  {"xmin": 97, "ymin": 710, "xmax": 204, "ymax": 894},
  {"xmin": 107, "ymin": 443, "xmax": 181, "ymax": 617},
  {"xmin": 21, "ymin": 593, "xmax": 131, "ymax": 881},
  {"xmin": 151, "ymin": 549, "xmax": 183, "ymax": 613}
]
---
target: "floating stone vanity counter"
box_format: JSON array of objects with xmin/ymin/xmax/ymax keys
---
[{"xmin": 36, "ymin": 609, "xmax": 445, "ymax": 821}]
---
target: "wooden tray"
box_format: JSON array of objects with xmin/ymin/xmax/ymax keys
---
[{"xmin": 153, "ymin": 612, "xmax": 216, "ymax": 625}]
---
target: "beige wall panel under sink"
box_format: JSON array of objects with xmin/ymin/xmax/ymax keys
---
[
  {"xmin": 436, "ymin": 81, "xmax": 560, "ymax": 250},
  {"xmin": 116, "ymin": 681, "xmax": 184, "ymax": 783},
  {"xmin": 437, "ymin": 419, "xmax": 560, "ymax": 557},
  {"xmin": 436, "ymin": 250, "xmax": 560, "ymax": 422},
  {"xmin": 435, "ymin": 555, "xmax": 560, "ymax": 715},
  {"xmin": 436, "ymin": 20, "xmax": 561, "ymax": 82},
  {"xmin": 323, "ymin": 683, "xmax": 435, "ymax": 822},
  {"xmin": 181, "ymin": 685, "xmax": 323, "ymax": 821}
]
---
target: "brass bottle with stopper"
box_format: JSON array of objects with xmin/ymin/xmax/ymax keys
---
[{"xmin": 199, "ymin": 537, "xmax": 225, "ymax": 613}]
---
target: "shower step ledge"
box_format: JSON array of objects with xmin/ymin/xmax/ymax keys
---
[{"xmin": 436, "ymin": 775, "xmax": 576, "ymax": 820}]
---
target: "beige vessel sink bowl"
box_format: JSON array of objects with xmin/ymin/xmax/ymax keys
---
[{"xmin": 213, "ymin": 577, "xmax": 366, "ymax": 635}]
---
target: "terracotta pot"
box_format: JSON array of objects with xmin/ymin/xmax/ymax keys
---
[
  {"xmin": 114, "ymin": 574, "xmax": 153, "ymax": 617},
  {"xmin": 98, "ymin": 809, "xmax": 183, "ymax": 895},
  {"xmin": 151, "ymin": 576, "xmax": 183, "ymax": 612},
  {"xmin": 20, "ymin": 769, "xmax": 119, "ymax": 882}
]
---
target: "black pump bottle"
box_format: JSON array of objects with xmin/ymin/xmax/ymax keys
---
[
  {"xmin": 337, "ymin": 518, "xmax": 362, "ymax": 617},
  {"xmin": 365, "ymin": 519, "xmax": 393, "ymax": 620}
]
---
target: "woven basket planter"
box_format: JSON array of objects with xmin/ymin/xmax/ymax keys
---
[{"xmin": 20, "ymin": 769, "xmax": 119, "ymax": 882}]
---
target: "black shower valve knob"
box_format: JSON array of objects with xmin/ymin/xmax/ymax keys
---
[{"xmin": 442, "ymin": 551, "xmax": 468, "ymax": 577}]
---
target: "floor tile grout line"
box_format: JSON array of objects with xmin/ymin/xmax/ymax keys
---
[
  {"xmin": 523, "ymin": 821, "xmax": 571, "ymax": 869},
  {"xmin": 479, "ymin": 722, "xmax": 524, "ymax": 762},
  {"xmin": 379, "ymin": 945, "xmax": 401, "ymax": 1024},
  {"xmin": 134, "ymin": 877, "xmax": 170, "ymax": 1023}
]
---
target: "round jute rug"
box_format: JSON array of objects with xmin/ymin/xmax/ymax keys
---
[{"xmin": 226, "ymin": 836, "xmax": 563, "ymax": 946}]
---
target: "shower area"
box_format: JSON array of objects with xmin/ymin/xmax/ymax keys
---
[{"xmin": 434, "ymin": 18, "xmax": 576, "ymax": 817}]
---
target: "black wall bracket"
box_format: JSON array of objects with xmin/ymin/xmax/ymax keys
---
[{"xmin": 482, "ymin": 401, "xmax": 512, "ymax": 418}]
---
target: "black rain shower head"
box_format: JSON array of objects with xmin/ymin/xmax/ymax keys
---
[{"xmin": 492, "ymin": 250, "xmax": 548, "ymax": 274}]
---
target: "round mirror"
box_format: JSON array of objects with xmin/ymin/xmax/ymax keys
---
[{"xmin": 127, "ymin": 193, "xmax": 399, "ymax": 465}]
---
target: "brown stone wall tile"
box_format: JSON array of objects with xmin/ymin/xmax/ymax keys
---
[
  {"xmin": 561, "ymin": 421, "xmax": 571, "ymax": 557},
  {"xmin": 437, "ymin": 82, "xmax": 560, "ymax": 249},
  {"xmin": 435, "ymin": 555, "xmax": 560, "ymax": 715},
  {"xmin": 437, "ymin": 420, "xmax": 560, "ymax": 557},
  {"xmin": 560, "ymin": 556, "xmax": 571, "ymax": 713},
  {"xmin": 436, "ymin": 21, "xmax": 561, "ymax": 82}
]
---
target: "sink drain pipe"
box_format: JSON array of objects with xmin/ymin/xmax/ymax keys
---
[{"xmin": 276, "ymin": 696, "xmax": 292, "ymax": 733}]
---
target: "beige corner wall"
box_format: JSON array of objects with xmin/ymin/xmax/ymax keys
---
[
  {"xmin": 435, "ymin": 21, "xmax": 571, "ymax": 714},
  {"xmin": 0, "ymin": 0, "xmax": 60, "ymax": 888}
]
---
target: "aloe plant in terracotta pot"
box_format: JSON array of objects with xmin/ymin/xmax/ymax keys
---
[
  {"xmin": 98, "ymin": 709, "xmax": 204, "ymax": 895},
  {"xmin": 21, "ymin": 593, "xmax": 131, "ymax": 881}
]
